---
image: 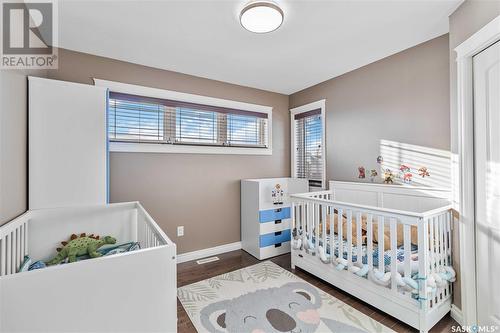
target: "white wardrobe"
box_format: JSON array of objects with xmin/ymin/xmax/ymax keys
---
[{"xmin": 29, "ymin": 77, "xmax": 108, "ymax": 209}]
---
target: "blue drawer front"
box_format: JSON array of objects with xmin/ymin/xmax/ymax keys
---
[
  {"xmin": 259, "ymin": 207, "xmax": 290, "ymax": 223},
  {"xmin": 259, "ymin": 229, "xmax": 291, "ymax": 248}
]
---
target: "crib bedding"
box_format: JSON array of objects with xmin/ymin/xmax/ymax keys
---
[
  {"xmin": 18, "ymin": 242, "xmax": 141, "ymax": 273},
  {"xmin": 307, "ymin": 233, "xmax": 418, "ymax": 268},
  {"xmin": 322, "ymin": 213, "xmax": 419, "ymax": 250}
]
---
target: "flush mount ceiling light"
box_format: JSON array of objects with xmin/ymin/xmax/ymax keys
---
[{"xmin": 240, "ymin": 1, "xmax": 284, "ymax": 33}]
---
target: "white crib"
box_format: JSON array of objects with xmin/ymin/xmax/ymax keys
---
[
  {"xmin": 0, "ymin": 202, "xmax": 177, "ymax": 333},
  {"xmin": 290, "ymin": 181, "xmax": 455, "ymax": 333}
]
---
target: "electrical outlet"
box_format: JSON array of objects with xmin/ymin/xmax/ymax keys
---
[{"xmin": 177, "ymin": 226, "xmax": 184, "ymax": 237}]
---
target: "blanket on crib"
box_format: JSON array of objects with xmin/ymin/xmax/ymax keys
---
[{"xmin": 308, "ymin": 234, "xmax": 418, "ymax": 268}]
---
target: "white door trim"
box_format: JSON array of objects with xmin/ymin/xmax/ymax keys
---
[
  {"xmin": 454, "ymin": 14, "xmax": 500, "ymax": 326},
  {"xmin": 290, "ymin": 99, "xmax": 326, "ymax": 189}
]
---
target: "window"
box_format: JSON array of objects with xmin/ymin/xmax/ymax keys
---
[
  {"xmin": 108, "ymin": 92, "xmax": 268, "ymax": 149},
  {"xmin": 291, "ymin": 101, "xmax": 325, "ymax": 188}
]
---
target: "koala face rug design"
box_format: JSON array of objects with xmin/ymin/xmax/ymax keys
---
[{"xmin": 200, "ymin": 281, "xmax": 366, "ymax": 333}]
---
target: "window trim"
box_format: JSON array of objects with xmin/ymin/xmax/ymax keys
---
[
  {"xmin": 290, "ymin": 100, "xmax": 326, "ymax": 189},
  {"xmin": 94, "ymin": 79, "xmax": 273, "ymax": 155}
]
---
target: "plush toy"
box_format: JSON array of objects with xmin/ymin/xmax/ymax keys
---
[
  {"xmin": 418, "ymin": 167, "xmax": 430, "ymax": 178},
  {"xmin": 46, "ymin": 233, "xmax": 116, "ymax": 265},
  {"xmin": 271, "ymin": 183, "xmax": 284, "ymax": 205},
  {"xmin": 403, "ymin": 172, "xmax": 413, "ymax": 183},
  {"xmin": 399, "ymin": 164, "xmax": 410, "ymax": 173},
  {"xmin": 383, "ymin": 169, "xmax": 395, "ymax": 184},
  {"xmin": 358, "ymin": 166, "xmax": 366, "ymax": 179},
  {"xmin": 370, "ymin": 169, "xmax": 378, "ymax": 182}
]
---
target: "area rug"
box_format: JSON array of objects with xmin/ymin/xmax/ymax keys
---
[{"xmin": 177, "ymin": 261, "xmax": 393, "ymax": 333}]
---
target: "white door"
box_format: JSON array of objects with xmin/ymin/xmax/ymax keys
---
[
  {"xmin": 473, "ymin": 40, "xmax": 500, "ymax": 326},
  {"xmin": 29, "ymin": 77, "xmax": 108, "ymax": 209}
]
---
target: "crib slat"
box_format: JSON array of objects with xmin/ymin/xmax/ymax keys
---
[
  {"xmin": 429, "ymin": 217, "xmax": 435, "ymax": 275},
  {"xmin": 440, "ymin": 215, "xmax": 446, "ymax": 268},
  {"xmin": 329, "ymin": 206, "xmax": 334, "ymax": 265},
  {"xmin": 403, "ymin": 224, "xmax": 411, "ymax": 279},
  {"xmin": 1, "ymin": 237, "xmax": 5, "ymax": 276},
  {"xmin": 16, "ymin": 228, "xmax": 21, "ymax": 271},
  {"xmin": 20, "ymin": 224, "xmax": 24, "ymax": 263},
  {"xmin": 390, "ymin": 219, "xmax": 397, "ymax": 291},
  {"xmin": 346, "ymin": 210, "xmax": 353, "ymax": 268},
  {"xmin": 444, "ymin": 212, "xmax": 450, "ymax": 267},
  {"xmin": 24, "ymin": 221, "xmax": 29, "ymax": 255},
  {"xmin": 315, "ymin": 204, "xmax": 320, "ymax": 253},
  {"xmin": 418, "ymin": 218, "xmax": 430, "ymax": 314},
  {"xmin": 321, "ymin": 205, "xmax": 327, "ymax": 259},
  {"xmin": 367, "ymin": 214, "xmax": 373, "ymax": 271},
  {"xmin": 378, "ymin": 216, "xmax": 384, "ymax": 270},
  {"xmin": 302, "ymin": 202, "xmax": 306, "ymax": 247},
  {"xmin": 338, "ymin": 209, "xmax": 343, "ymax": 262},
  {"xmin": 356, "ymin": 212, "xmax": 362, "ymax": 265},
  {"xmin": 307, "ymin": 202, "xmax": 314, "ymax": 251},
  {"xmin": 6, "ymin": 233, "xmax": 11, "ymax": 275},
  {"xmin": 13, "ymin": 229, "xmax": 18, "ymax": 272},
  {"xmin": 434, "ymin": 216, "xmax": 439, "ymax": 268}
]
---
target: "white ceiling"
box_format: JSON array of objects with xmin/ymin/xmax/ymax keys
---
[{"xmin": 58, "ymin": 0, "xmax": 462, "ymax": 95}]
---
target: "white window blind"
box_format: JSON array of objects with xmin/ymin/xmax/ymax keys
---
[
  {"xmin": 294, "ymin": 109, "xmax": 323, "ymax": 187},
  {"xmin": 108, "ymin": 92, "xmax": 268, "ymax": 148}
]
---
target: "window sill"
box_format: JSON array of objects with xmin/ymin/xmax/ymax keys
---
[{"xmin": 109, "ymin": 142, "xmax": 272, "ymax": 155}]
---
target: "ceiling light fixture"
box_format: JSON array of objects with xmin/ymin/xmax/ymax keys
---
[{"xmin": 240, "ymin": 1, "xmax": 284, "ymax": 34}]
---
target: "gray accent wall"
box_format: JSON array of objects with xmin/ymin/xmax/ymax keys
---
[
  {"xmin": 45, "ymin": 49, "xmax": 290, "ymax": 254},
  {"xmin": 289, "ymin": 34, "xmax": 451, "ymax": 187}
]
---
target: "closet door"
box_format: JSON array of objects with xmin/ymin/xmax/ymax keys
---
[
  {"xmin": 473, "ymin": 40, "xmax": 500, "ymax": 327},
  {"xmin": 29, "ymin": 77, "xmax": 108, "ymax": 209}
]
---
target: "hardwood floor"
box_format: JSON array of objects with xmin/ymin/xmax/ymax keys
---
[{"xmin": 177, "ymin": 250, "xmax": 457, "ymax": 333}]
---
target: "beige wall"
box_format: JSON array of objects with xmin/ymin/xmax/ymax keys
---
[
  {"xmin": 448, "ymin": 0, "xmax": 500, "ymax": 311},
  {"xmin": 0, "ymin": 69, "xmax": 46, "ymax": 225},
  {"xmin": 290, "ymin": 35, "xmax": 450, "ymax": 185},
  {"xmin": 46, "ymin": 49, "xmax": 290, "ymax": 254}
]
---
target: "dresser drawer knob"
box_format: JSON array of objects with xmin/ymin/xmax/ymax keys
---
[
  {"xmin": 275, "ymin": 231, "xmax": 282, "ymax": 236},
  {"xmin": 275, "ymin": 219, "xmax": 282, "ymax": 224},
  {"xmin": 275, "ymin": 243, "xmax": 282, "ymax": 248}
]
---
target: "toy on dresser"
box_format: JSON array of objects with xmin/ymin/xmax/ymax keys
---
[{"xmin": 271, "ymin": 183, "xmax": 284, "ymax": 205}]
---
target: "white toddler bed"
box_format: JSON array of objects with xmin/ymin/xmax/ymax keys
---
[
  {"xmin": 0, "ymin": 202, "xmax": 177, "ymax": 333},
  {"xmin": 290, "ymin": 181, "xmax": 455, "ymax": 333}
]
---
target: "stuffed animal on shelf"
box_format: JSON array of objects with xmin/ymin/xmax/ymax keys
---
[
  {"xmin": 418, "ymin": 167, "xmax": 430, "ymax": 178},
  {"xmin": 370, "ymin": 169, "xmax": 378, "ymax": 182},
  {"xmin": 383, "ymin": 169, "xmax": 395, "ymax": 184},
  {"xmin": 271, "ymin": 183, "xmax": 284, "ymax": 205},
  {"xmin": 358, "ymin": 166, "xmax": 366, "ymax": 179},
  {"xmin": 403, "ymin": 172, "xmax": 413, "ymax": 183},
  {"xmin": 399, "ymin": 164, "xmax": 411, "ymax": 173},
  {"xmin": 46, "ymin": 233, "xmax": 117, "ymax": 265}
]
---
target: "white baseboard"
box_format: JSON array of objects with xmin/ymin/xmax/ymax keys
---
[
  {"xmin": 177, "ymin": 241, "xmax": 242, "ymax": 264},
  {"xmin": 451, "ymin": 304, "xmax": 464, "ymax": 326}
]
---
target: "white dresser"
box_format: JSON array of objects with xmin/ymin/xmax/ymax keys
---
[{"xmin": 241, "ymin": 178, "xmax": 308, "ymax": 260}]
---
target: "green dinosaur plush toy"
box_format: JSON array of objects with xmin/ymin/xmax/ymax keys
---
[{"xmin": 46, "ymin": 233, "xmax": 117, "ymax": 266}]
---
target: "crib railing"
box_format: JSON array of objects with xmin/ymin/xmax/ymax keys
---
[
  {"xmin": 0, "ymin": 203, "xmax": 170, "ymax": 277},
  {"xmin": 290, "ymin": 191, "xmax": 453, "ymax": 310},
  {"xmin": 0, "ymin": 212, "xmax": 29, "ymax": 276},
  {"xmin": 136, "ymin": 203, "xmax": 169, "ymax": 248}
]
